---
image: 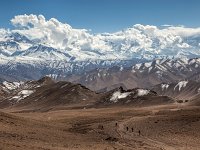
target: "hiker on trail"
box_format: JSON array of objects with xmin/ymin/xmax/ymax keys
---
[
  {"xmin": 98, "ymin": 124, "xmax": 104, "ymax": 130},
  {"xmin": 126, "ymin": 127, "xmax": 129, "ymax": 131},
  {"xmin": 132, "ymin": 128, "xmax": 134, "ymax": 132},
  {"xmin": 138, "ymin": 130, "xmax": 141, "ymax": 136}
]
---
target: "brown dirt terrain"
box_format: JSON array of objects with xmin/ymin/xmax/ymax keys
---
[{"xmin": 1, "ymin": 104, "xmax": 200, "ymax": 150}]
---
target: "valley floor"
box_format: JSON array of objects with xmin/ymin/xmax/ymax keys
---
[{"xmin": 1, "ymin": 105, "xmax": 200, "ymax": 150}]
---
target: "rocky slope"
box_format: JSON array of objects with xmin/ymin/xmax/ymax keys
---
[
  {"xmin": 95, "ymin": 87, "xmax": 174, "ymax": 107},
  {"xmin": 0, "ymin": 77, "xmax": 176, "ymax": 111},
  {"xmin": 152, "ymin": 80, "xmax": 200, "ymax": 101},
  {"xmin": 0, "ymin": 77, "xmax": 101, "ymax": 111},
  {"xmin": 71, "ymin": 58, "xmax": 200, "ymax": 91}
]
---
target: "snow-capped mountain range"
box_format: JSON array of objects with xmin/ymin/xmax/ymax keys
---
[
  {"xmin": 1, "ymin": 14, "xmax": 200, "ymax": 81},
  {"xmin": 152, "ymin": 80, "xmax": 200, "ymax": 101},
  {"xmin": 71, "ymin": 58, "xmax": 200, "ymax": 91}
]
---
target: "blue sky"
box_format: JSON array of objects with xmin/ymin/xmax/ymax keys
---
[{"xmin": 0, "ymin": 0, "xmax": 200, "ymax": 33}]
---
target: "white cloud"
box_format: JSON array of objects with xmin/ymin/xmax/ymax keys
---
[
  {"xmin": 163, "ymin": 26, "xmax": 200, "ymax": 37},
  {"xmin": 0, "ymin": 29, "xmax": 9, "ymax": 41},
  {"xmin": 10, "ymin": 14, "xmax": 111, "ymax": 53},
  {"xmin": 1, "ymin": 14, "xmax": 200, "ymax": 61}
]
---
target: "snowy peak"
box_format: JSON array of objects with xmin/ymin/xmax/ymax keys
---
[
  {"xmin": 132, "ymin": 58, "xmax": 200, "ymax": 75},
  {"xmin": 2, "ymin": 81, "xmax": 24, "ymax": 91},
  {"xmin": 152, "ymin": 80, "xmax": 200, "ymax": 101},
  {"xmin": 96, "ymin": 87, "xmax": 173, "ymax": 106},
  {"xmin": 109, "ymin": 88, "xmax": 151, "ymax": 103},
  {"xmin": 174, "ymin": 81, "xmax": 188, "ymax": 91},
  {"xmin": 105, "ymin": 87, "xmax": 156, "ymax": 103}
]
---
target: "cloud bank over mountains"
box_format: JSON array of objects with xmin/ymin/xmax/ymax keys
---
[{"xmin": 0, "ymin": 14, "xmax": 200, "ymax": 61}]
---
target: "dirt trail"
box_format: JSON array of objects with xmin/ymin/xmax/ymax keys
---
[
  {"xmin": 116, "ymin": 116, "xmax": 176, "ymax": 150},
  {"xmin": 1, "ymin": 106, "xmax": 200, "ymax": 150}
]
